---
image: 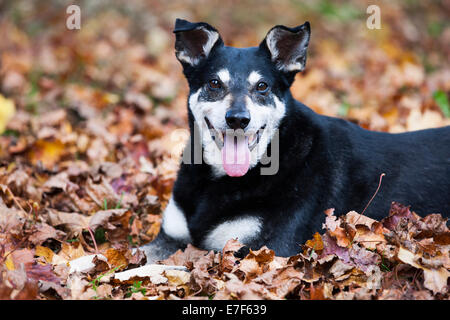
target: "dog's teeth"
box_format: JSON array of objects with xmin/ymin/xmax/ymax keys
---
[
  {"xmin": 248, "ymin": 133, "xmax": 259, "ymax": 151},
  {"xmin": 248, "ymin": 133, "xmax": 255, "ymax": 144}
]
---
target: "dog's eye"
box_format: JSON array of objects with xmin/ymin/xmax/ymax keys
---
[
  {"xmin": 208, "ymin": 79, "xmax": 221, "ymax": 89},
  {"xmin": 256, "ymin": 81, "xmax": 268, "ymax": 93}
]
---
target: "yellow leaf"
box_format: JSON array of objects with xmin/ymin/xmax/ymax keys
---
[
  {"xmin": 4, "ymin": 253, "xmax": 15, "ymax": 270},
  {"xmin": 305, "ymin": 232, "xmax": 324, "ymax": 251},
  {"xmin": 36, "ymin": 245, "xmax": 54, "ymax": 264},
  {"xmin": 28, "ymin": 139, "xmax": 66, "ymax": 168},
  {"xmin": 59, "ymin": 242, "xmax": 86, "ymax": 261},
  {"xmin": 0, "ymin": 94, "xmax": 16, "ymax": 134},
  {"xmin": 103, "ymin": 93, "xmax": 119, "ymax": 105}
]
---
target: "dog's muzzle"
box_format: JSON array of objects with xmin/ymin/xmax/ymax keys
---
[{"xmin": 204, "ymin": 117, "xmax": 265, "ymax": 177}]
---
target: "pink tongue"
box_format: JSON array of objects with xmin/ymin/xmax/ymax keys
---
[{"xmin": 222, "ymin": 134, "xmax": 250, "ymax": 177}]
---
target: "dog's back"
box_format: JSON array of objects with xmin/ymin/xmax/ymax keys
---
[{"xmin": 302, "ymin": 104, "xmax": 450, "ymax": 222}]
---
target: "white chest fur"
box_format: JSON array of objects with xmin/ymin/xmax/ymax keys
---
[
  {"xmin": 201, "ymin": 216, "xmax": 262, "ymax": 251},
  {"xmin": 162, "ymin": 198, "xmax": 262, "ymax": 252}
]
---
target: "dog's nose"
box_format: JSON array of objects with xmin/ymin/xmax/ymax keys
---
[{"xmin": 225, "ymin": 110, "xmax": 251, "ymax": 130}]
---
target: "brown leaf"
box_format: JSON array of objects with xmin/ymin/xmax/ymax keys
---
[
  {"xmin": 10, "ymin": 248, "xmax": 35, "ymax": 270},
  {"xmin": 353, "ymin": 225, "xmax": 386, "ymax": 250},
  {"xmin": 28, "ymin": 223, "xmax": 65, "ymax": 245},
  {"xmin": 214, "ymin": 273, "xmax": 275, "ymax": 300},
  {"xmin": 128, "ymin": 248, "xmax": 147, "ymax": 267},
  {"xmin": 265, "ymin": 266, "xmax": 304, "ymax": 298},
  {"xmin": 220, "ymin": 239, "xmax": 245, "ymax": 274},
  {"xmin": 46, "ymin": 209, "xmax": 90, "ymax": 235},
  {"xmin": 323, "ymin": 209, "xmax": 353, "ymax": 247},
  {"xmin": 39, "ymin": 280, "xmax": 70, "ymax": 299},
  {"xmin": 382, "ymin": 202, "xmax": 417, "ymax": 231},
  {"xmin": 423, "ymin": 268, "xmax": 450, "ymax": 295},
  {"xmin": 161, "ymin": 244, "xmax": 209, "ymax": 268},
  {"xmin": 105, "ymin": 248, "xmax": 128, "ymax": 270},
  {"xmin": 89, "ymin": 209, "xmax": 129, "ymax": 231},
  {"xmin": 190, "ymin": 251, "xmax": 218, "ymax": 295},
  {"xmin": 309, "ymin": 283, "xmax": 326, "ymax": 300}
]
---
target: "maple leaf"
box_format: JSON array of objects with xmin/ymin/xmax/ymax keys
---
[{"xmin": 305, "ymin": 232, "xmax": 324, "ymax": 252}]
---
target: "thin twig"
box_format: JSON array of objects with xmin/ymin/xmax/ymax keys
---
[
  {"xmin": 1, "ymin": 185, "xmax": 28, "ymax": 214},
  {"xmin": 361, "ymin": 173, "xmax": 386, "ymax": 215},
  {"xmin": 87, "ymin": 226, "xmax": 99, "ymax": 253},
  {"xmin": 354, "ymin": 173, "xmax": 386, "ymax": 226}
]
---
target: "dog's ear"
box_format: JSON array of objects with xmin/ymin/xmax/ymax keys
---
[
  {"xmin": 260, "ymin": 22, "xmax": 310, "ymax": 73},
  {"xmin": 173, "ymin": 18, "xmax": 223, "ymax": 67}
]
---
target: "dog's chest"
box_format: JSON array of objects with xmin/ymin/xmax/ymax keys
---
[{"xmin": 161, "ymin": 197, "xmax": 262, "ymax": 251}]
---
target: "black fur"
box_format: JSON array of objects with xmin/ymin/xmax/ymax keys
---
[
  {"xmin": 142, "ymin": 19, "xmax": 450, "ymax": 262},
  {"xmin": 172, "ymin": 96, "xmax": 450, "ymax": 257}
]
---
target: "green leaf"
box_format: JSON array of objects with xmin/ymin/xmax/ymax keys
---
[
  {"xmin": 115, "ymin": 192, "xmax": 124, "ymax": 209},
  {"xmin": 433, "ymin": 90, "xmax": 450, "ymax": 118},
  {"xmin": 128, "ymin": 281, "xmax": 146, "ymax": 296},
  {"xmin": 338, "ymin": 102, "xmax": 351, "ymax": 117}
]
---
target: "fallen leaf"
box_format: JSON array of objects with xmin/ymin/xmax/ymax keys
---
[
  {"xmin": 35, "ymin": 245, "xmax": 54, "ymax": 264},
  {"xmin": 105, "ymin": 248, "xmax": 128, "ymax": 270},
  {"xmin": 28, "ymin": 223, "xmax": 65, "ymax": 245},
  {"xmin": 0, "ymin": 94, "xmax": 16, "ymax": 134},
  {"xmin": 58, "ymin": 242, "xmax": 86, "ymax": 262},
  {"xmin": 165, "ymin": 269, "xmax": 191, "ymax": 286},
  {"xmin": 68, "ymin": 254, "xmax": 108, "ymax": 274},
  {"xmin": 305, "ymin": 232, "xmax": 324, "ymax": 252},
  {"xmin": 28, "ymin": 139, "xmax": 66, "ymax": 168},
  {"xmin": 89, "ymin": 209, "xmax": 128, "ymax": 230}
]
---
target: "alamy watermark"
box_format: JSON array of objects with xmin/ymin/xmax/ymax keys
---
[
  {"xmin": 66, "ymin": 5, "xmax": 81, "ymax": 30},
  {"xmin": 366, "ymin": 5, "xmax": 381, "ymax": 29}
]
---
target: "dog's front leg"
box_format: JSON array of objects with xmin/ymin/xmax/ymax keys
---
[
  {"xmin": 140, "ymin": 230, "xmax": 187, "ymax": 264},
  {"xmin": 140, "ymin": 196, "xmax": 192, "ymax": 264}
]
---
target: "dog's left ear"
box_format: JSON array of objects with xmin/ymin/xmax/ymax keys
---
[
  {"xmin": 173, "ymin": 18, "xmax": 223, "ymax": 67},
  {"xmin": 260, "ymin": 22, "xmax": 310, "ymax": 73}
]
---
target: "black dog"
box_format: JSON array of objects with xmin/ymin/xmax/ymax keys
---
[{"xmin": 142, "ymin": 19, "xmax": 450, "ymax": 262}]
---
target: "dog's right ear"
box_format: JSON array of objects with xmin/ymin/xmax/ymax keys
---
[{"xmin": 174, "ymin": 19, "xmax": 223, "ymax": 67}]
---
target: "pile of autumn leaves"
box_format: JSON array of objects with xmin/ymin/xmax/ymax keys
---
[
  {"xmin": 156, "ymin": 203, "xmax": 449, "ymax": 300},
  {"xmin": 1, "ymin": 196, "xmax": 448, "ymax": 299}
]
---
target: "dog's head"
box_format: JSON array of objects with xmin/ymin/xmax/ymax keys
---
[{"xmin": 174, "ymin": 19, "xmax": 310, "ymax": 177}]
